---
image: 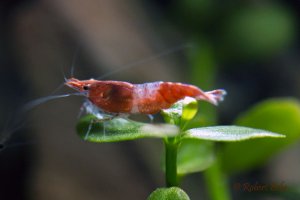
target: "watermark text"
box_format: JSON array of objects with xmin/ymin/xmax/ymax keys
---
[{"xmin": 233, "ymin": 181, "xmax": 287, "ymax": 192}]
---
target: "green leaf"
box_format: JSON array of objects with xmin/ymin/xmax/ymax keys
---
[
  {"xmin": 161, "ymin": 97, "xmax": 198, "ymax": 130},
  {"xmin": 180, "ymin": 97, "xmax": 198, "ymax": 129},
  {"xmin": 177, "ymin": 139, "xmax": 215, "ymax": 175},
  {"xmin": 77, "ymin": 115, "xmax": 179, "ymax": 142},
  {"xmin": 183, "ymin": 125, "xmax": 284, "ymax": 141},
  {"xmin": 221, "ymin": 98, "xmax": 300, "ymax": 174},
  {"xmin": 147, "ymin": 187, "xmax": 190, "ymax": 200},
  {"xmin": 161, "ymin": 101, "xmax": 182, "ymax": 125}
]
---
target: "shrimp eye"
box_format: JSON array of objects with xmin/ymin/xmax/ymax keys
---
[{"xmin": 83, "ymin": 85, "xmax": 89, "ymax": 90}]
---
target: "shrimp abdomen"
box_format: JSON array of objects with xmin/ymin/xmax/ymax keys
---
[
  {"xmin": 132, "ymin": 82, "xmax": 226, "ymax": 114},
  {"xmin": 159, "ymin": 82, "xmax": 226, "ymax": 106}
]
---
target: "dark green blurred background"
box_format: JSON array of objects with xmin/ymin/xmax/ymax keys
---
[{"xmin": 0, "ymin": 0, "xmax": 299, "ymax": 199}]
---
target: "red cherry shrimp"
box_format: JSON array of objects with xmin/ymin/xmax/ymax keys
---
[{"xmin": 65, "ymin": 78, "xmax": 226, "ymax": 116}]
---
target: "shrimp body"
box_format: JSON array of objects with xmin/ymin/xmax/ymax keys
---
[{"xmin": 66, "ymin": 78, "xmax": 226, "ymax": 115}]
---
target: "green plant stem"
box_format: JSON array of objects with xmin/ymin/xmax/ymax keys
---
[
  {"xmin": 164, "ymin": 138, "xmax": 179, "ymax": 187},
  {"xmin": 204, "ymin": 157, "xmax": 231, "ymax": 200}
]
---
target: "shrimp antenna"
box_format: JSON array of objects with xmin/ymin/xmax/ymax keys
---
[
  {"xmin": 49, "ymin": 47, "xmax": 80, "ymax": 96},
  {"xmin": 61, "ymin": 63, "xmax": 68, "ymax": 82},
  {"xmin": 0, "ymin": 93, "xmax": 83, "ymax": 151},
  {"xmin": 21, "ymin": 92, "xmax": 84, "ymax": 114},
  {"xmin": 0, "ymin": 117, "xmax": 38, "ymax": 152},
  {"xmin": 70, "ymin": 46, "xmax": 80, "ymax": 78},
  {"xmin": 97, "ymin": 43, "xmax": 193, "ymax": 80},
  {"xmin": 0, "ymin": 121, "xmax": 26, "ymax": 143},
  {"xmin": 50, "ymin": 83, "xmax": 66, "ymax": 96},
  {"xmin": 48, "ymin": 64, "xmax": 69, "ymax": 96},
  {"xmin": 0, "ymin": 114, "xmax": 28, "ymax": 152}
]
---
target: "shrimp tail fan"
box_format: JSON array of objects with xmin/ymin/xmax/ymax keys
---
[{"xmin": 197, "ymin": 89, "xmax": 227, "ymax": 106}]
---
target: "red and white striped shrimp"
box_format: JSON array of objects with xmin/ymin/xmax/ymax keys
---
[{"xmin": 65, "ymin": 78, "xmax": 226, "ymax": 117}]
